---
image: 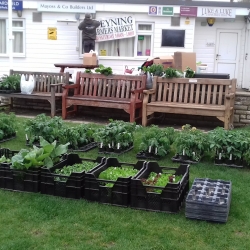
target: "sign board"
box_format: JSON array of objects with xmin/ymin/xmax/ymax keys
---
[
  {"xmin": 96, "ymin": 15, "xmax": 136, "ymax": 42},
  {"xmin": 100, "ymin": 49, "xmax": 107, "ymax": 56},
  {"xmin": 197, "ymin": 7, "xmax": 236, "ymax": 18},
  {"xmin": 0, "ymin": 1, "xmax": 23, "ymax": 10},
  {"xmin": 180, "ymin": 6, "xmax": 197, "ymax": 17},
  {"xmin": 148, "ymin": 6, "xmax": 174, "ymax": 16},
  {"xmin": 48, "ymin": 27, "xmax": 57, "ymax": 40},
  {"xmin": 138, "ymin": 35, "xmax": 144, "ymax": 41},
  {"xmin": 38, "ymin": 1, "xmax": 96, "ymax": 13}
]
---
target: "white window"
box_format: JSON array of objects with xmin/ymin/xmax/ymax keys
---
[
  {"xmin": 0, "ymin": 19, "xmax": 25, "ymax": 56},
  {"xmin": 79, "ymin": 22, "xmax": 154, "ymax": 58}
]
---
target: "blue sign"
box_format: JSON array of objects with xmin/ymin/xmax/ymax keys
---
[{"xmin": 0, "ymin": 1, "xmax": 23, "ymax": 11}]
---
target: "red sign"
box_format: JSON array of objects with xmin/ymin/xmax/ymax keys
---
[{"xmin": 180, "ymin": 6, "xmax": 197, "ymax": 17}]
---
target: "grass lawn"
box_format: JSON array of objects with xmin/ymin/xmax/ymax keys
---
[{"xmin": 0, "ymin": 116, "xmax": 250, "ymax": 250}]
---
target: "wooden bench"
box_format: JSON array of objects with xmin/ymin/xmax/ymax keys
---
[
  {"xmin": 62, "ymin": 72, "xmax": 146, "ymax": 123},
  {"xmin": 142, "ymin": 76, "xmax": 237, "ymax": 129},
  {"xmin": 0, "ymin": 70, "xmax": 69, "ymax": 117}
]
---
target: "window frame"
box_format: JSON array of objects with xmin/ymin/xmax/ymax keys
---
[{"xmin": 0, "ymin": 18, "xmax": 26, "ymax": 57}]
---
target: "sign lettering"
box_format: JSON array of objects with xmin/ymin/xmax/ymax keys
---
[
  {"xmin": 0, "ymin": 1, "xmax": 23, "ymax": 11},
  {"xmin": 197, "ymin": 7, "xmax": 236, "ymax": 18}
]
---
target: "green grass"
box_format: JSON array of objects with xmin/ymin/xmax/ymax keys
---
[{"xmin": 0, "ymin": 116, "xmax": 250, "ymax": 250}]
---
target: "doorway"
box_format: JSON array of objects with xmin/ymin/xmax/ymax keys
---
[
  {"xmin": 215, "ymin": 30, "xmax": 240, "ymax": 79},
  {"xmin": 242, "ymin": 28, "xmax": 250, "ymax": 89}
]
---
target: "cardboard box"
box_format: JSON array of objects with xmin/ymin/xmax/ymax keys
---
[
  {"xmin": 153, "ymin": 55, "xmax": 174, "ymax": 69},
  {"xmin": 174, "ymin": 52, "xmax": 196, "ymax": 72},
  {"xmin": 83, "ymin": 52, "xmax": 97, "ymax": 66}
]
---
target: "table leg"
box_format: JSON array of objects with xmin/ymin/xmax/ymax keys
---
[{"xmin": 60, "ymin": 67, "xmax": 65, "ymax": 73}]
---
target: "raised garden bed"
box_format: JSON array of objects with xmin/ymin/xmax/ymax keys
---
[
  {"xmin": 130, "ymin": 162, "xmax": 190, "ymax": 213},
  {"xmin": 84, "ymin": 157, "xmax": 146, "ymax": 207},
  {"xmin": 40, "ymin": 154, "xmax": 105, "ymax": 199}
]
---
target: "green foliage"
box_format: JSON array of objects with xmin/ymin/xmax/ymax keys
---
[
  {"xmin": 99, "ymin": 166, "xmax": 139, "ymax": 187},
  {"xmin": 84, "ymin": 69, "xmax": 92, "ymax": 73},
  {"xmin": 174, "ymin": 124, "xmax": 209, "ymax": 161},
  {"xmin": 164, "ymin": 67, "xmax": 183, "ymax": 78},
  {"xmin": 0, "ymin": 112, "xmax": 16, "ymax": 140},
  {"xmin": 208, "ymin": 127, "xmax": 250, "ymax": 161},
  {"xmin": 141, "ymin": 172, "xmax": 182, "ymax": 193},
  {"xmin": 95, "ymin": 64, "xmax": 113, "ymax": 76},
  {"xmin": 185, "ymin": 67, "xmax": 195, "ymax": 78},
  {"xmin": 139, "ymin": 125, "xmax": 176, "ymax": 157},
  {"xmin": 0, "ymin": 74, "xmax": 21, "ymax": 90},
  {"xmin": 11, "ymin": 136, "xmax": 69, "ymax": 170},
  {"xmin": 142, "ymin": 64, "xmax": 164, "ymax": 76},
  {"xmin": 0, "ymin": 155, "xmax": 11, "ymax": 163},
  {"xmin": 93, "ymin": 119, "xmax": 136, "ymax": 149},
  {"xmin": 54, "ymin": 162, "xmax": 97, "ymax": 181}
]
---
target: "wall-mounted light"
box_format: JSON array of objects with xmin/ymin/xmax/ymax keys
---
[
  {"xmin": 207, "ymin": 18, "xmax": 215, "ymax": 27},
  {"xmin": 17, "ymin": 10, "xmax": 22, "ymax": 17}
]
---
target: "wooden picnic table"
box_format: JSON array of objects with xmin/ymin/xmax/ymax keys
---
[{"xmin": 54, "ymin": 63, "xmax": 98, "ymax": 73}]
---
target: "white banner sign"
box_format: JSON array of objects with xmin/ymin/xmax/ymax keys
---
[
  {"xmin": 96, "ymin": 16, "xmax": 136, "ymax": 42},
  {"xmin": 38, "ymin": 2, "xmax": 96, "ymax": 13},
  {"xmin": 197, "ymin": 7, "xmax": 236, "ymax": 18}
]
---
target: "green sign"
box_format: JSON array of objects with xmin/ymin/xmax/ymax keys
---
[
  {"xmin": 138, "ymin": 35, "xmax": 144, "ymax": 41},
  {"xmin": 162, "ymin": 7, "xmax": 173, "ymax": 16}
]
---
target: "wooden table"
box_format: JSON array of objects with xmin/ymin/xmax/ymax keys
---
[{"xmin": 54, "ymin": 63, "xmax": 98, "ymax": 73}]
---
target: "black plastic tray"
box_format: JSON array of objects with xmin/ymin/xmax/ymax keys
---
[
  {"xmin": 172, "ymin": 154, "xmax": 200, "ymax": 164},
  {"xmin": 214, "ymin": 158, "xmax": 243, "ymax": 168},
  {"xmin": 98, "ymin": 144, "xmax": 134, "ymax": 155},
  {"xmin": 136, "ymin": 151, "xmax": 161, "ymax": 160},
  {"xmin": 0, "ymin": 133, "xmax": 16, "ymax": 143}
]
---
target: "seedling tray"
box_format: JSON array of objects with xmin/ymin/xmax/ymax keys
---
[
  {"xmin": 172, "ymin": 154, "xmax": 200, "ymax": 164},
  {"xmin": 69, "ymin": 142, "xmax": 97, "ymax": 152},
  {"xmin": 185, "ymin": 178, "xmax": 232, "ymax": 223},
  {"xmin": 136, "ymin": 151, "xmax": 161, "ymax": 160},
  {"xmin": 214, "ymin": 158, "xmax": 243, "ymax": 168},
  {"xmin": 84, "ymin": 157, "xmax": 146, "ymax": 207},
  {"xmin": 130, "ymin": 162, "xmax": 190, "ymax": 213},
  {"xmin": 0, "ymin": 133, "xmax": 16, "ymax": 143},
  {"xmin": 98, "ymin": 144, "xmax": 134, "ymax": 156},
  {"xmin": 41, "ymin": 154, "xmax": 105, "ymax": 199}
]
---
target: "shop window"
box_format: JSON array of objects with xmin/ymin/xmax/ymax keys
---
[
  {"xmin": 0, "ymin": 19, "xmax": 25, "ymax": 56},
  {"xmin": 80, "ymin": 22, "xmax": 154, "ymax": 58}
]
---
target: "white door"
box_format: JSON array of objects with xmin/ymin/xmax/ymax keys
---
[
  {"xmin": 242, "ymin": 28, "xmax": 250, "ymax": 89},
  {"xmin": 215, "ymin": 30, "xmax": 240, "ymax": 79}
]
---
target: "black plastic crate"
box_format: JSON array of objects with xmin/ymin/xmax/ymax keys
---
[
  {"xmin": 84, "ymin": 158, "xmax": 146, "ymax": 207},
  {"xmin": 40, "ymin": 154, "xmax": 105, "ymax": 199},
  {"xmin": 130, "ymin": 162, "xmax": 190, "ymax": 213},
  {"xmin": 0, "ymin": 148, "xmax": 18, "ymax": 170}
]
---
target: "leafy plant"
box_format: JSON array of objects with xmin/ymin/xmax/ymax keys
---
[
  {"xmin": 0, "ymin": 155, "xmax": 11, "ymax": 163},
  {"xmin": 141, "ymin": 172, "xmax": 183, "ymax": 193},
  {"xmin": 174, "ymin": 124, "xmax": 209, "ymax": 161},
  {"xmin": 0, "ymin": 112, "xmax": 17, "ymax": 140},
  {"xmin": 0, "ymin": 74, "xmax": 21, "ymax": 90},
  {"xmin": 185, "ymin": 67, "xmax": 195, "ymax": 78},
  {"xmin": 95, "ymin": 64, "xmax": 113, "ymax": 76},
  {"xmin": 139, "ymin": 125, "xmax": 176, "ymax": 157},
  {"xmin": 84, "ymin": 69, "xmax": 92, "ymax": 73},
  {"xmin": 11, "ymin": 136, "xmax": 69, "ymax": 170},
  {"xmin": 99, "ymin": 166, "xmax": 139, "ymax": 187},
  {"xmin": 25, "ymin": 114, "xmax": 64, "ymax": 143},
  {"xmin": 142, "ymin": 64, "xmax": 164, "ymax": 76},
  {"xmin": 164, "ymin": 67, "xmax": 183, "ymax": 78},
  {"xmin": 54, "ymin": 162, "xmax": 97, "ymax": 181}
]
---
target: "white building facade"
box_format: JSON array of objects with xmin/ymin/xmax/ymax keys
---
[{"xmin": 0, "ymin": 0, "xmax": 249, "ymax": 88}]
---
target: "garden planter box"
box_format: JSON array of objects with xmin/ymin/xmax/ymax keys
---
[
  {"xmin": 0, "ymin": 132, "xmax": 16, "ymax": 143},
  {"xmin": 136, "ymin": 151, "xmax": 161, "ymax": 160},
  {"xmin": 172, "ymin": 154, "xmax": 200, "ymax": 164},
  {"xmin": 214, "ymin": 157, "xmax": 244, "ymax": 168},
  {"xmin": 130, "ymin": 162, "xmax": 190, "ymax": 213},
  {"xmin": 40, "ymin": 154, "xmax": 105, "ymax": 199},
  {"xmin": 185, "ymin": 178, "xmax": 232, "ymax": 223},
  {"xmin": 84, "ymin": 158, "xmax": 146, "ymax": 207}
]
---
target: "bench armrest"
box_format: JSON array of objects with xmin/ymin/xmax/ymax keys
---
[
  {"xmin": 131, "ymin": 88, "xmax": 145, "ymax": 94},
  {"xmin": 62, "ymin": 83, "xmax": 79, "ymax": 89},
  {"xmin": 143, "ymin": 89, "xmax": 155, "ymax": 95},
  {"xmin": 226, "ymin": 93, "xmax": 235, "ymax": 99}
]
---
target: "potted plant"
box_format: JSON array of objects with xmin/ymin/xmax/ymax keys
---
[
  {"xmin": 95, "ymin": 64, "xmax": 113, "ymax": 76},
  {"xmin": 0, "ymin": 74, "xmax": 21, "ymax": 93},
  {"xmin": 142, "ymin": 64, "xmax": 164, "ymax": 89},
  {"xmin": 0, "ymin": 112, "xmax": 17, "ymax": 142},
  {"xmin": 137, "ymin": 125, "xmax": 176, "ymax": 159},
  {"xmin": 172, "ymin": 124, "xmax": 209, "ymax": 163}
]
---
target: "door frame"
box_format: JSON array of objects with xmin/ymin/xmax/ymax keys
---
[
  {"xmin": 242, "ymin": 28, "xmax": 250, "ymax": 89},
  {"xmin": 214, "ymin": 29, "xmax": 241, "ymax": 81}
]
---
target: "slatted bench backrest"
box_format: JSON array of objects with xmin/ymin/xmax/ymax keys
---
[
  {"xmin": 76, "ymin": 72, "xmax": 146, "ymax": 99},
  {"xmin": 10, "ymin": 70, "xmax": 70, "ymax": 93},
  {"xmin": 152, "ymin": 77, "xmax": 236, "ymax": 105}
]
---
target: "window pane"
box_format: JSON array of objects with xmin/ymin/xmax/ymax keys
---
[
  {"xmin": 13, "ymin": 21, "xmax": 23, "ymax": 27},
  {"xmin": 137, "ymin": 35, "xmax": 151, "ymax": 56},
  {"xmin": 0, "ymin": 19, "xmax": 6, "ymax": 53},
  {"xmin": 13, "ymin": 31, "xmax": 23, "ymax": 53},
  {"xmin": 138, "ymin": 24, "xmax": 152, "ymax": 31},
  {"xmin": 98, "ymin": 37, "xmax": 134, "ymax": 57}
]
